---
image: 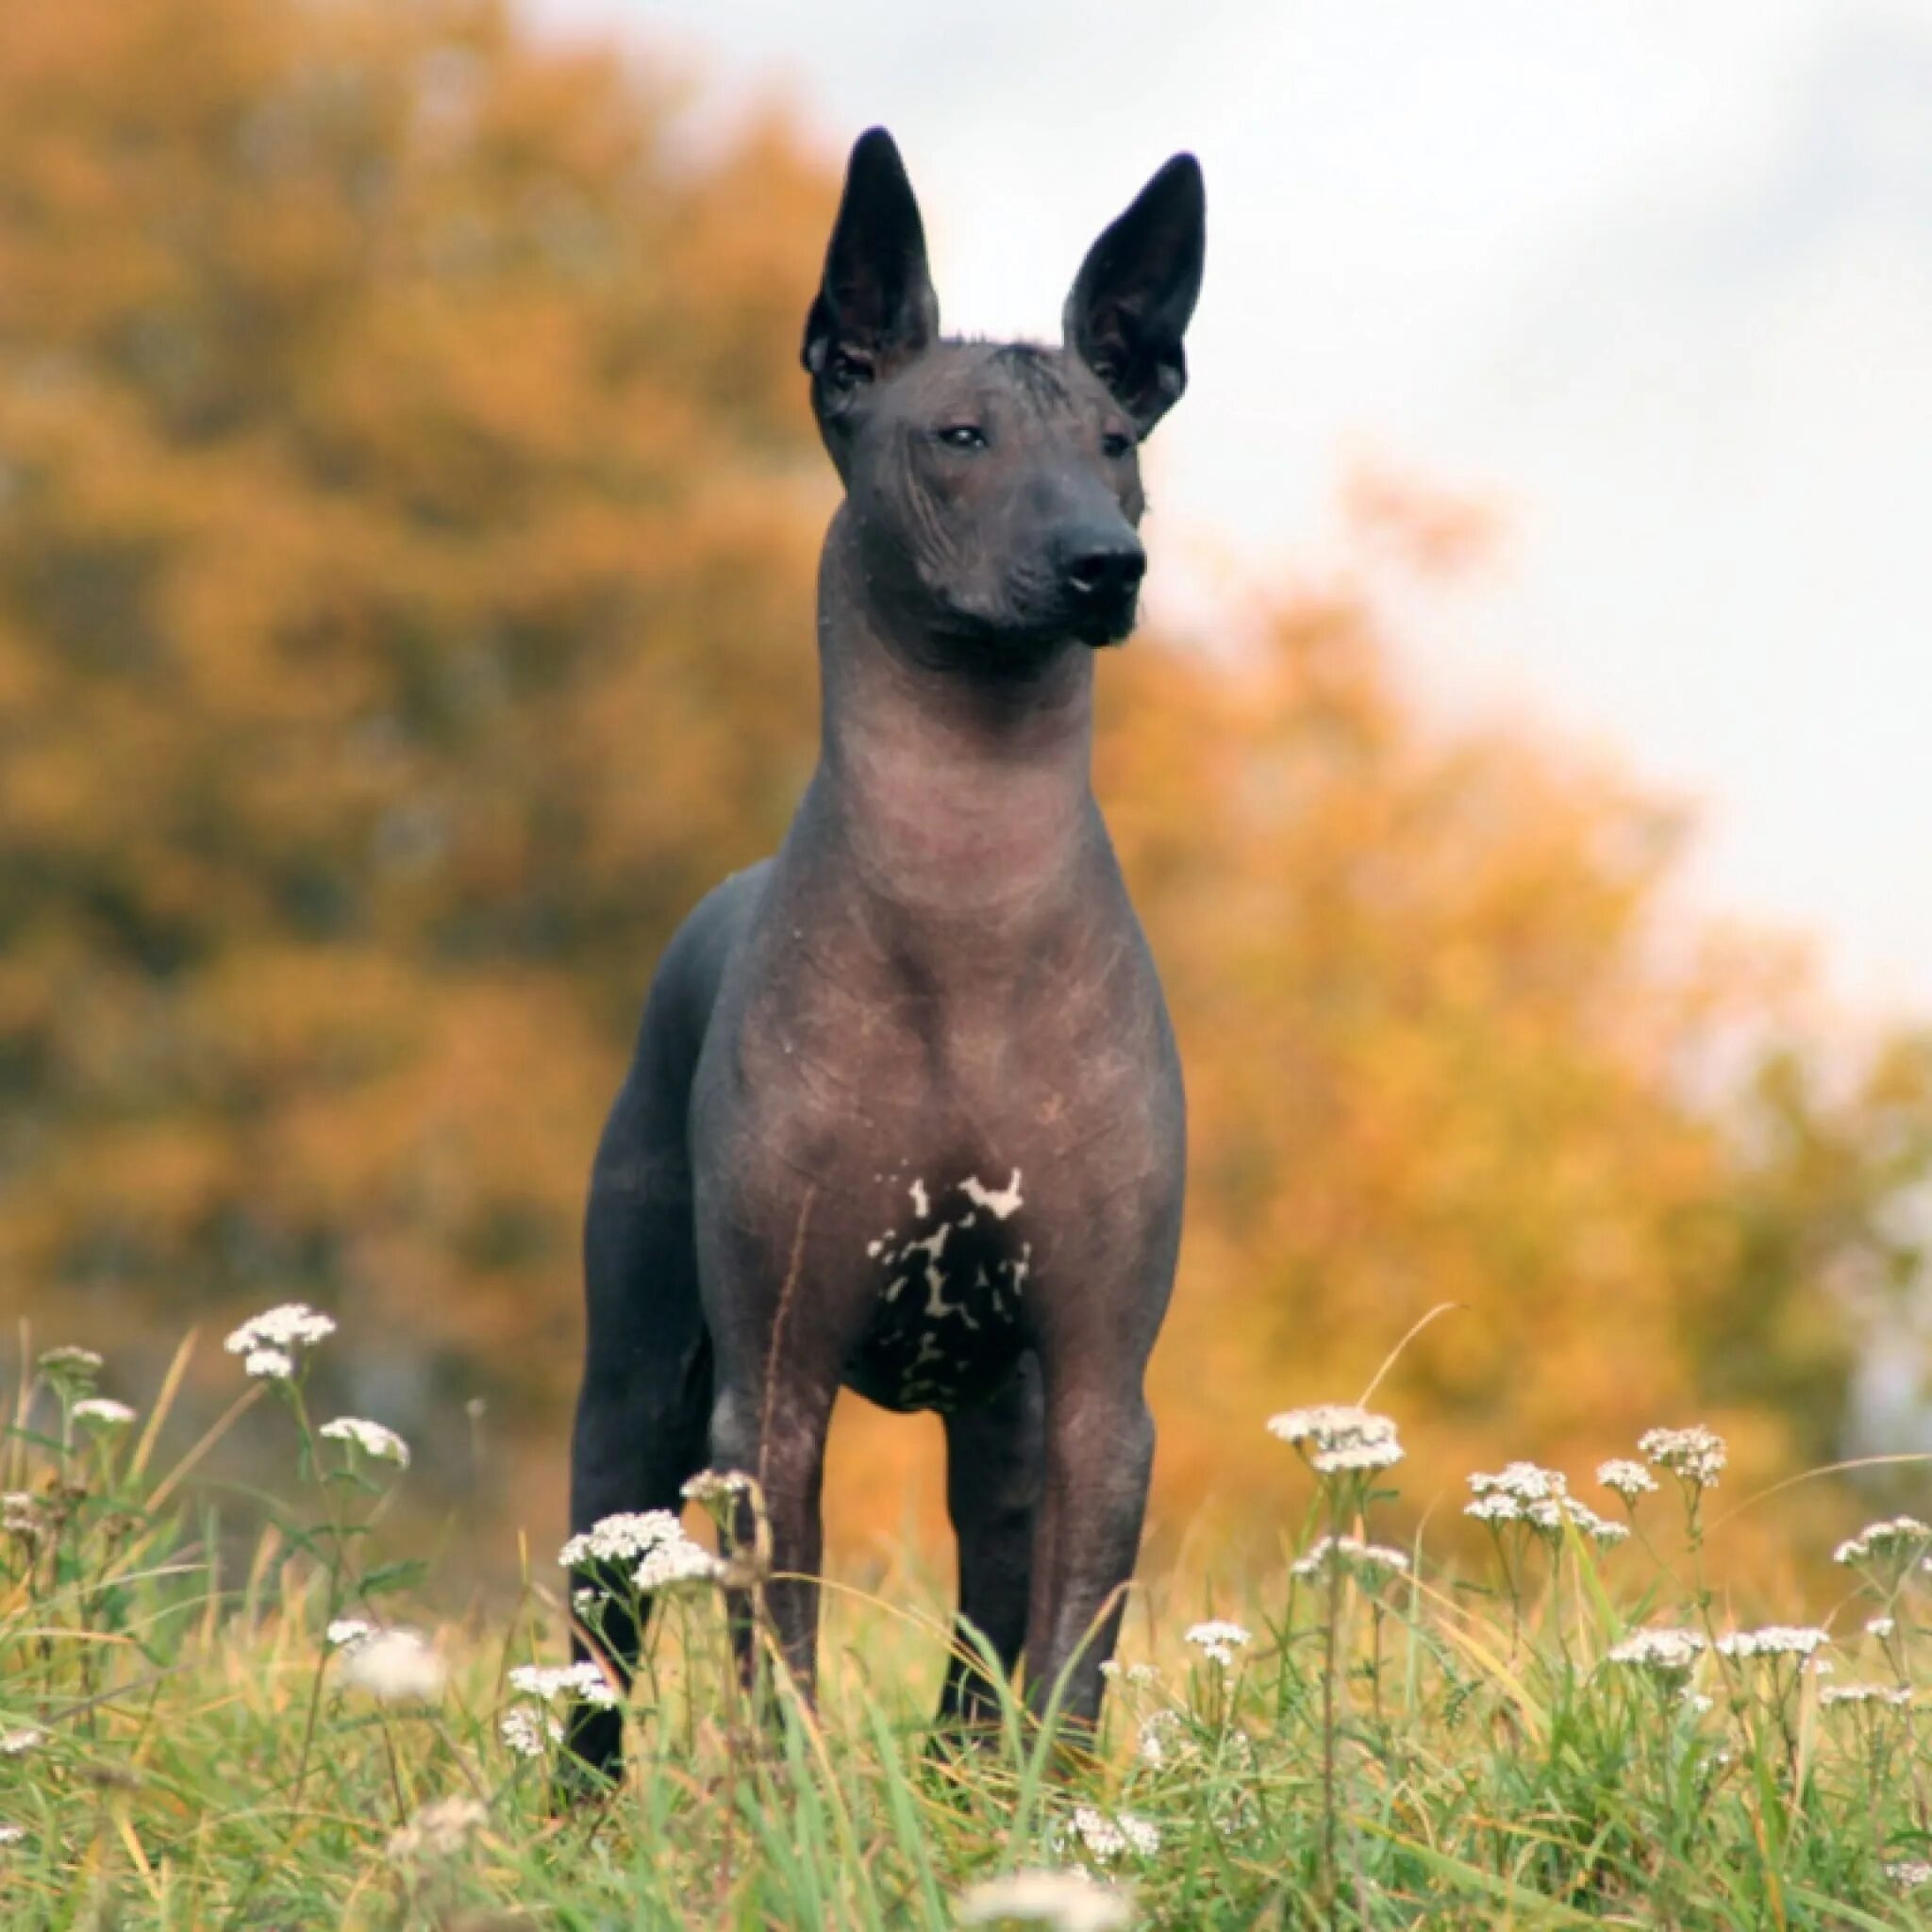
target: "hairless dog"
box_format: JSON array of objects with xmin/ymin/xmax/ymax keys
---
[{"xmin": 567, "ymin": 126, "xmax": 1203, "ymax": 1776}]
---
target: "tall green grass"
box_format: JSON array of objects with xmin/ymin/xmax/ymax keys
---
[{"xmin": 4, "ymin": 1319, "xmax": 1930, "ymax": 1928}]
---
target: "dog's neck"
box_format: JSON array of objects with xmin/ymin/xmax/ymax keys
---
[{"xmin": 808, "ymin": 508, "xmax": 1101, "ymax": 917}]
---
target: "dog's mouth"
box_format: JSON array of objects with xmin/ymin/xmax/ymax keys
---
[
  {"xmin": 927, "ymin": 585, "xmax": 1140, "ymax": 663},
  {"xmin": 1073, "ymin": 593, "xmax": 1140, "ymax": 648}
]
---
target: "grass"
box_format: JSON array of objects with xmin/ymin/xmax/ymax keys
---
[{"xmin": 5, "ymin": 1322, "xmax": 1932, "ymax": 1928}]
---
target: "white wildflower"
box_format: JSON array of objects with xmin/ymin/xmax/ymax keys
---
[
  {"xmin": 37, "ymin": 1345, "xmax": 103, "ymax": 1376},
  {"xmin": 1136, "ymin": 1708, "xmax": 1186, "ymax": 1768},
  {"xmin": 1291, "ymin": 1534, "xmax": 1413, "ymax": 1581},
  {"xmin": 1597, "ymin": 1458, "xmax": 1658, "ymax": 1502},
  {"xmin": 242, "ymin": 1346, "xmax": 294, "ymax": 1382},
  {"xmin": 71, "ymin": 1398, "xmax": 135, "ymax": 1429},
  {"xmin": 325, "ymin": 1618, "xmax": 376, "ymax": 1652},
  {"xmin": 681, "ymin": 1469, "xmax": 755, "ymax": 1504},
  {"xmin": 339, "ymin": 1627, "xmax": 446, "ymax": 1702},
  {"xmin": 1099, "ymin": 1659, "xmax": 1158, "ymax": 1689},
  {"xmin": 1868, "ymin": 1616, "xmax": 1897, "ymax": 1640},
  {"xmin": 1887, "ymin": 1861, "xmax": 1932, "ymax": 1890},
  {"xmin": 1066, "ymin": 1805, "xmax": 1160, "ymax": 1864},
  {"xmin": 0, "ymin": 1824, "xmax": 25, "ymax": 1847},
  {"xmin": 1606, "ymin": 1628, "xmax": 1707, "ymax": 1674},
  {"xmin": 224, "ymin": 1302, "xmax": 336, "ymax": 1357},
  {"xmin": 386, "ymin": 1794, "xmax": 486, "ymax": 1863},
  {"xmin": 1184, "ymin": 1620, "xmax": 1253, "ymax": 1668},
  {"xmin": 1638, "ymin": 1424, "xmax": 1726, "ymax": 1489},
  {"xmin": 558, "ymin": 1508, "xmax": 685, "ymax": 1569},
  {"xmin": 1835, "ymin": 1517, "xmax": 1932, "ymax": 1569},
  {"xmin": 1265, "ymin": 1404, "xmax": 1404, "ymax": 1475},
  {"xmin": 1465, "ymin": 1492, "xmax": 1523, "ymax": 1525},
  {"xmin": 2, "ymin": 1492, "xmax": 40, "ymax": 1536},
  {"xmin": 957, "ymin": 1869, "xmax": 1135, "ymax": 1931},
  {"xmin": 635, "ymin": 1534, "xmax": 723, "ymax": 1594},
  {"xmin": 508, "ymin": 1661, "xmax": 618, "ymax": 1708},
  {"xmin": 1715, "ymin": 1625, "xmax": 1829, "ymax": 1661},
  {"xmin": 1469, "ymin": 1462, "xmax": 1567, "ymax": 1506},
  {"xmin": 1820, "ymin": 1682, "xmax": 1913, "ymax": 1709},
  {"xmin": 318, "ymin": 1417, "xmax": 410, "ymax": 1468},
  {"xmin": 572, "ymin": 1588, "xmax": 603, "ymax": 1615},
  {"xmin": 0, "ymin": 1727, "xmax": 46, "ymax": 1757},
  {"xmin": 498, "ymin": 1707, "xmax": 562, "ymax": 1758},
  {"xmin": 1541, "ymin": 1496, "xmax": 1628, "ymax": 1546}
]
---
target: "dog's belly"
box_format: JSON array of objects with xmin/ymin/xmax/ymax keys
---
[{"xmin": 841, "ymin": 1165, "xmax": 1034, "ymax": 1414}]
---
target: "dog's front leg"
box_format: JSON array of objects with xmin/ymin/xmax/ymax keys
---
[
  {"xmin": 707, "ymin": 1362, "xmax": 838, "ymax": 1707},
  {"xmin": 1023, "ymin": 1376, "xmax": 1156, "ymax": 1735}
]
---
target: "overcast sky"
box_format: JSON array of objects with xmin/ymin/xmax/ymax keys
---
[{"xmin": 541, "ymin": 0, "xmax": 1932, "ymax": 1023}]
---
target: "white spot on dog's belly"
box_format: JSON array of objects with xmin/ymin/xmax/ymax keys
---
[
  {"xmin": 908, "ymin": 1177, "xmax": 930, "ymax": 1219},
  {"xmin": 960, "ymin": 1169, "xmax": 1024, "ymax": 1220}
]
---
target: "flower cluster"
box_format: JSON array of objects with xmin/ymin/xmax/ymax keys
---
[
  {"xmin": 71, "ymin": 1398, "xmax": 135, "ymax": 1430},
  {"xmin": 1606, "ymin": 1627, "xmax": 1707, "ymax": 1674},
  {"xmin": 1265, "ymin": 1404, "xmax": 1403, "ymax": 1475},
  {"xmin": 1183, "ymin": 1620, "xmax": 1253, "ymax": 1668},
  {"xmin": 386, "ymin": 1794, "xmax": 486, "ymax": 1864},
  {"xmin": 338, "ymin": 1626, "xmax": 446, "ymax": 1701},
  {"xmin": 1464, "ymin": 1464, "xmax": 1626, "ymax": 1545},
  {"xmin": 1065, "ymin": 1806, "xmax": 1161, "ymax": 1865},
  {"xmin": 1714, "ymin": 1624, "xmax": 1829, "ymax": 1662},
  {"xmin": 957, "ymin": 1870, "xmax": 1134, "ymax": 1932},
  {"xmin": 1291, "ymin": 1534, "xmax": 1412, "ymax": 1582},
  {"xmin": 36, "ymin": 1352, "xmax": 103, "ymax": 1383},
  {"xmin": 223, "ymin": 1302, "xmax": 336, "ymax": 1382},
  {"xmin": 1820, "ymin": 1682, "xmax": 1913, "ymax": 1709},
  {"xmin": 1638, "ymin": 1424, "xmax": 1726, "ymax": 1489},
  {"xmin": 1596, "ymin": 1458, "xmax": 1658, "ymax": 1502},
  {"xmin": 318, "ymin": 1416, "xmax": 410, "ymax": 1468},
  {"xmin": 499, "ymin": 1707, "xmax": 564, "ymax": 1758},
  {"xmin": 325, "ymin": 1617, "xmax": 376, "ymax": 1651},
  {"xmin": 1135, "ymin": 1707, "xmax": 1187, "ymax": 1768},
  {"xmin": 681, "ymin": 1469, "xmax": 755, "ymax": 1506},
  {"xmin": 558, "ymin": 1509, "xmax": 722, "ymax": 1594},
  {"xmin": 508, "ymin": 1660, "xmax": 618, "ymax": 1708},
  {"xmin": 1833, "ymin": 1516, "xmax": 1932, "ymax": 1570}
]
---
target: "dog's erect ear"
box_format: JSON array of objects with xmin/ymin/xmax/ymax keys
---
[
  {"xmin": 1063, "ymin": 154, "xmax": 1205, "ymax": 439},
  {"xmin": 802, "ymin": 128, "xmax": 939, "ymax": 450}
]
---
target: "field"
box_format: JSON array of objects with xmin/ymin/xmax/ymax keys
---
[{"xmin": 4, "ymin": 1318, "xmax": 1931, "ymax": 1930}]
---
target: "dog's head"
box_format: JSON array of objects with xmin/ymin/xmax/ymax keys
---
[{"xmin": 802, "ymin": 129, "xmax": 1204, "ymax": 666}]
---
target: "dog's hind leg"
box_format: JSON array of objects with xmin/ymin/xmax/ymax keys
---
[
  {"xmin": 562, "ymin": 1076, "xmax": 710, "ymax": 1780},
  {"xmin": 935, "ymin": 1353, "xmax": 1043, "ymax": 1730},
  {"xmin": 563, "ymin": 873, "xmax": 763, "ymax": 1784}
]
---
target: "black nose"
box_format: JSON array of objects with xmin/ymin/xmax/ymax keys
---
[{"xmin": 1061, "ymin": 538, "xmax": 1146, "ymax": 605}]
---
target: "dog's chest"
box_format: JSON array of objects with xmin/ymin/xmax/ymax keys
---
[{"xmin": 842, "ymin": 1165, "xmax": 1034, "ymax": 1413}]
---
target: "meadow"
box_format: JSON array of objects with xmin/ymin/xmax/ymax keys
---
[{"xmin": 5, "ymin": 1311, "xmax": 1930, "ymax": 1929}]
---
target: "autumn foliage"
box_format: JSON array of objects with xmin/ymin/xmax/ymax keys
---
[{"xmin": 2, "ymin": 0, "xmax": 1927, "ymax": 1572}]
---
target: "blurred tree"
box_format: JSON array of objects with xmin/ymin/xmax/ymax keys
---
[{"xmin": 1, "ymin": 0, "xmax": 1926, "ymax": 1569}]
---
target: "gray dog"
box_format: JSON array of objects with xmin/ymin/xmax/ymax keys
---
[{"xmin": 568, "ymin": 127, "xmax": 1203, "ymax": 1775}]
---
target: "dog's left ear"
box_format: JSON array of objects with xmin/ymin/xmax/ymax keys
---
[{"xmin": 1063, "ymin": 154, "xmax": 1205, "ymax": 439}]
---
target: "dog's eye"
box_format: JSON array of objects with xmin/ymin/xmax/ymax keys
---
[
  {"xmin": 936, "ymin": 425, "xmax": 988, "ymax": 452},
  {"xmin": 1101, "ymin": 430, "xmax": 1135, "ymax": 460}
]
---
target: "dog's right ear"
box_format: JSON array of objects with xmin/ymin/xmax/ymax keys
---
[{"xmin": 802, "ymin": 128, "xmax": 939, "ymax": 461}]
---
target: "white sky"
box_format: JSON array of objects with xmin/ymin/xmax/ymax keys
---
[{"xmin": 541, "ymin": 0, "xmax": 1932, "ymax": 1022}]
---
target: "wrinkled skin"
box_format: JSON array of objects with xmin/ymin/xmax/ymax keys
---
[{"xmin": 567, "ymin": 127, "xmax": 1204, "ymax": 1778}]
